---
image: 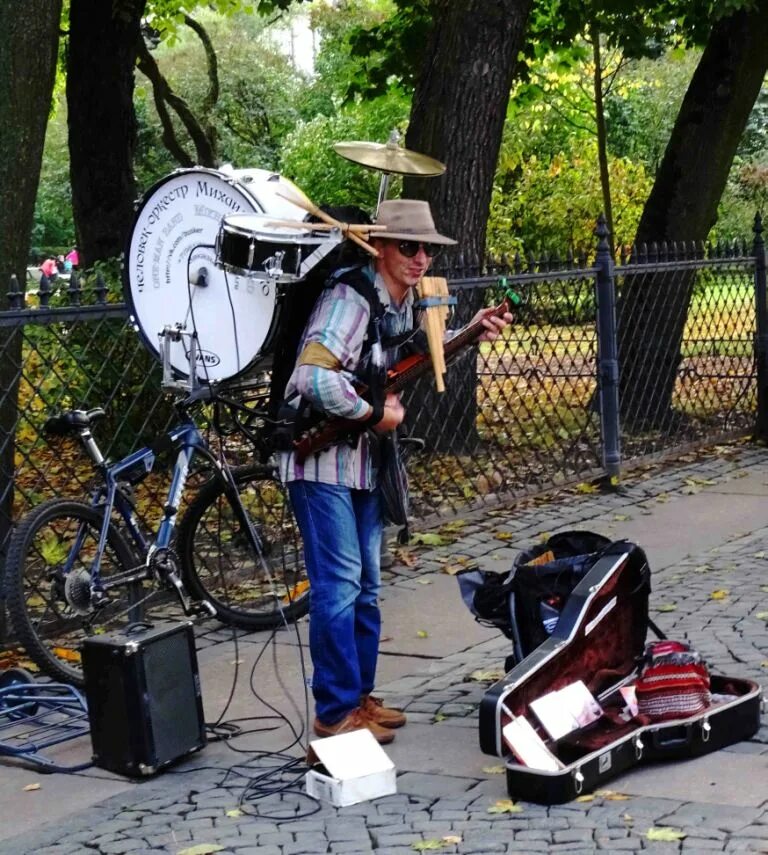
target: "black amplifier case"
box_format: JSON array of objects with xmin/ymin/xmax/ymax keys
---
[
  {"xmin": 479, "ymin": 542, "xmax": 762, "ymax": 805},
  {"xmin": 82, "ymin": 621, "xmax": 207, "ymax": 776}
]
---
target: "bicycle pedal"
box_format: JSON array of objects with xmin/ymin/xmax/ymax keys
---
[
  {"xmin": 90, "ymin": 589, "xmax": 110, "ymax": 609},
  {"xmin": 187, "ymin": 599, "xmax": 217, "ymax": 619}
]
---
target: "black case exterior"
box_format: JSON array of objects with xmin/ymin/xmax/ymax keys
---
[
  {"xmin": 82, "ymin": 621, "xmax": 206, "ymax": 776},
  {"xmin": 479, "ymin": 544, "xmax": 762, "ymax": 805}
]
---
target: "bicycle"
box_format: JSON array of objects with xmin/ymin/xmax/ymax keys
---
[{"xmin": 5, "ymin": 378, "xmax": 308, "ymax": 687}]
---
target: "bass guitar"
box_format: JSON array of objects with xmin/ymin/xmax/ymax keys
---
[{"xmin": 292, "ymin": 289, "xmax": 518, "ymax": 463}]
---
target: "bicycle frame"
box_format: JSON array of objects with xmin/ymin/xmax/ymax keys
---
[{"xmin": 74, "ymin": 407, "xmax": 265, "ymax": 617}]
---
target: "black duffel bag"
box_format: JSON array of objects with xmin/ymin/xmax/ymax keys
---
[{"xmin": 457, "ymin": 530, "xmax": 612, "ymax": 668}]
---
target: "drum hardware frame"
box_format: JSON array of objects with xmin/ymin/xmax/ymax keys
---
[{"xmin": 159, "ymin": 326, "xmax": 207, "ymax": 395}]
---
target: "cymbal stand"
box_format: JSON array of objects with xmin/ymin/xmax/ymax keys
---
[{"xmin": 375, "ymin": 129, "xmax": 401, "ymax": 214}]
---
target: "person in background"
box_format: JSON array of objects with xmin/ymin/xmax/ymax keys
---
[
  {"xmin": 39, "ymin": 256, "xmax": 58, "ymax": 281},
  {"xmin": 65, "ymin": 247, "xmax": 80, "ymax": 271}
]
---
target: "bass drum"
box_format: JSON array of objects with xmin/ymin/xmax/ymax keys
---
[{"xmin": 123, "ymin": 166, "xmax": 307, "ymax": 384}]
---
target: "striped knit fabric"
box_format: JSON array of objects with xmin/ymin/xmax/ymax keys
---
[{"xmin": 635, "ymin": 641, "xmax": 711, "ymax": 722}]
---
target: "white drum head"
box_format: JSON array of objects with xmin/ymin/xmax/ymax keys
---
[{"xmin": 123, "ymin": 167, "xmax": 306, "ymax": 383}]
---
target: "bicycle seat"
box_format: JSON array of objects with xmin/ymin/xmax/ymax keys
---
[{"xmin": 44, "ymin": 408, "xmax": 106, "ymax": 436}]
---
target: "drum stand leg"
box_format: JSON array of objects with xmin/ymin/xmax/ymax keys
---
[{"xmin": 159, "ymin": 326, "xmax": 202, "ymax": 394}]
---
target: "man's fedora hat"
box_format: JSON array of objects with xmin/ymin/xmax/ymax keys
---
[{"xmin": 374, "ymin": 200, "xmax": 457, "ymax": 245}]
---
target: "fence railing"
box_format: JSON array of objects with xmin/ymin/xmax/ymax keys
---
[{"xmin": 0, "ymin": 217, "xmax": 763, "ymax": 568}]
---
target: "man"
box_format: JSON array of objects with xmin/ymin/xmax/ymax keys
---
[{"xmin": 281, "ymin": 199, "xmax": 512, "ymax": 744}]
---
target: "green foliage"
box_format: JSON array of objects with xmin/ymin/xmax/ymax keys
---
[
  {"xmin": 279, "ymin": 90, "xmax": 411, "ymax": 209},
  {"xmin": 604, "ymin": 49, "xmax": 699, "ymax": 175},
  {"xmin": 488, "ymin": 141, "xmax": 652, "ymax": 255},
  {"xmin": 134, "ymin": 9, "xmax": 307, "ymax": 176},
  {"xmin": 301, "ymin": 0, "xmax": 396, "ymax": 114},
  {"xmin": 344, "ymin": 0, "xmax": 429, "ymax": 99},
  {"xmin": 146, "ymin": 0, "xmax": 300, "ymax": 46},
  {"xmin": 32, "ymin": 98, "xmax": 74, "ymax": 256}
]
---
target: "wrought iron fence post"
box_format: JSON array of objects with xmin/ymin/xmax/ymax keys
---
[
  {"xmin": 753, "ymin": 213, "xmax": 768, "ymax": 441},
  {"xmin": 594, "ymin": 214, "xmax": 621, "ymax": 480}
]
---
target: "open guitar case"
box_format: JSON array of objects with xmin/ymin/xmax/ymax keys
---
[{"xmin": 478, "ymin": 540, "xmax": 763, "ymax": 805}]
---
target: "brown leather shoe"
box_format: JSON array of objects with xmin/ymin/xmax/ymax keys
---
[
  {"xmin": 361, "ymin": 694, "xmax": 407, "ymax": 729},
  {"xmin": 313, "ymin": 707, "xmax": 395, "ymax": 744}
]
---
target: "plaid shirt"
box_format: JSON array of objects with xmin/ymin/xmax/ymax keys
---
[{"xmin": 279, "ymin": 268, "xmax": 416, "ymax": 489}]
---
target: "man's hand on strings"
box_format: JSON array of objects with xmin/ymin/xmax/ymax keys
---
[{"xmin": 471, "ymin": 307, "xmax": 514, "ymax": 342}]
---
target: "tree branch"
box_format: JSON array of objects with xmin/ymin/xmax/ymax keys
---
[{"xmin": 135, "ymin": 29, "xmax": 217, "ymax": 166}]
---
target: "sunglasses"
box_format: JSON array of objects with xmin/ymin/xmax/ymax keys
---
[{"xmin": 397, "ymin": 240, "xmax": 441, "ymax": 259}]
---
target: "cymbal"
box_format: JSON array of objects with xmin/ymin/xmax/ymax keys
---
[{"xmin": 333, "ymin": 140, "xmax": 446, "ymax": 176}]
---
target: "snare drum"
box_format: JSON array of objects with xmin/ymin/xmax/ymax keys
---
[
  {"xmin": 123, "ymin": 167, "xmax": 309, "ymax": 383},
  {"xmin": 216, "ymin": 214, "xmax": 335, "ymax": 282}
]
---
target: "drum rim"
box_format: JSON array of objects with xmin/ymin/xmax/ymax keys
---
[
  {"xmin": 122, "ymin": 166, "xmax": 276, "ymax": 384},
  {"xmin": 220, "ymin": 212, "xmax": 324, "ymax": 242}
]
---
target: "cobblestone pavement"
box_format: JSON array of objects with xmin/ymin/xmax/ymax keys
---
[{"xmin": 3, "ymin": 444, "xmax": 768, "ymax": 854}]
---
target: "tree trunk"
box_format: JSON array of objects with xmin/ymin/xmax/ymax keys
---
[
  {"xmin": 67, "ymin": 0, "xmax": 147, "ymax": 266},
  {"xmin": 403, "ymin": 0, "xmax": 532, "ymax": 451},
  {"xmin": 403, "ymin": 0, "xmax": 532, "ymax": 259},
  {"xmin": 0, "ymin": 0, "xmax": 62, "ymax": 598},
  {"xmin": 618, "ymin": 0, "xmax": 768, "ymax": 430}
]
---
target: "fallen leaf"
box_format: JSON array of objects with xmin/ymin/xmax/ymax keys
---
[
  {"xmin": 756, "ymin": 612, "xmax": 768, "ymax": 621},
  {"xmin": 469, "ymin": 668, "xmax": 505, "ymax": 682},
  {"xmin": 229, "ymin": 660, "xmax": 244, "ymax": 666},
  {"xmin": 225, "ymin": 809, "xmax": 243, "ymax": 818},
  {"xmin": 394, "ymin": 548, "xmax": 419, "ymax": 568},
  {"xmin": 694, "ymin": 564, "xmax": 712, "ymax": 573},
  {"xmin": 657, "ymin": 604, "xmax": 677, "ymax": 612},
  {"xmin": 760, "ymin": 586, "xmax": 768, "ymax": 593},
  {"xmin": 710, "ymin": 590, "xmax": 729, "ymax": 600},
  {"xmin": 410, "ymin": 533, "xmax": 446, "ymax": 547},
  {"xmin": 411, "ymin": 841, "xmax": 444, "ymax": 852},
  {"xmin": 439, "ymin": 520, "xmax": 467, "ymax": 533},
  {"xmin": 494, "ymin": 531, "xmax": 514, "ymax": 541},
  {"xmin": 442, "ymin": 835, "xmax": 462, "ymax": 844},
  {"xmin": 487, "ymin": 799, "xmax": 523, "ymax": 813},
  {"xmin": 754, "ymin": 551, "xmax": 767, "ymax": 560},
  {"xmin": 645, "ymin": 827, "xmax": 686, "ymax": 842},
  {"xmin": 433, "ymin": 713, "xmax": 446, "ymax": 722},
  {"xmin": 613, "ymin": 514, "xmax": 630, "ymax": 522},
  {"xmin": 481, "ymin": 765, "xmax": 506, "ymax": 774},
  {"xmin": 417, "ymin": 578, "xmax": 433, "ymax": 585},
  {"xmin": 576, "ymin": 482, "xmax": 598, "ymax": 494},
  {"xmin": 416, "ymin": 630, "xmax": 428, "ymax": 638},
  {"xmin": 575, "ymin": 794, "xmax": 594, "ymax": 802},
  {"xmin": 22, "ymin": 783, "xmax": 41, "ymax": 792},
  {"xmin": 595, "ymin": 789, "xmax": 630, "ymax": 801},
  {"xmin": 176, "ymin": 847, "xmax": 225, "ymax": 855},
  {"xmin": 760, "ymin": 661, "xmax": 768, "ymax": 669}
]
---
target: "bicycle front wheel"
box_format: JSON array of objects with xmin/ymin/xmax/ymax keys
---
[
  {"xmin": 5, "ymin": 498, "xmax": 148, "ymax": 685},
  {"xmin": 177, "ymin": 464, "xmax": 308, "ymax": 629}
]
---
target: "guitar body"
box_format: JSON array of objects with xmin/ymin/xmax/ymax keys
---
[{"xmin": 291, "ymin": 291, "xmax": 516, "ymax": 462}]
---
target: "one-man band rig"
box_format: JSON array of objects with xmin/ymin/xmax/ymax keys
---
[{"xmin": 122, "ymin": 132, "xmax": 455, "ymax": 394}]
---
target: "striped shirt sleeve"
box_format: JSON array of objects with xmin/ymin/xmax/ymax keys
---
[{"xmin": 290, "ymin": 283, "xmax": 374, "ymax": 421}]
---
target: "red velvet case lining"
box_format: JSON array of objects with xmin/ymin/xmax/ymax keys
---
[{"xmin": 498, "ymin": 553, "xmax": 758, "ymax": 763}]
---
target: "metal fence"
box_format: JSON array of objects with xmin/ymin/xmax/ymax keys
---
[{"xmin": 0, "ymin": 217, "xmax": 763, "ymax": 569}]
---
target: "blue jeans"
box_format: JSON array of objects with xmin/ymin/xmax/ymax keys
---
[{"xmin": 287, "ymin": 480, "xmax": 382, "ymax": 724}]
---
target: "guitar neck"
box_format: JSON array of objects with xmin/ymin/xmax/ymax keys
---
[{"xmin": 385, "ymin": 295, "xmax": 511, "ymax": 394}]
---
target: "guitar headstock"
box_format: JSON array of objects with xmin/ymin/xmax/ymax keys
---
[{"xmin": 498, "ymin": 277, "xmax": 522, "ymax": 311}]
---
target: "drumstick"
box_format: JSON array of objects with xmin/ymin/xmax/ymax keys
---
[
  {"xmin": 263, "ymin": 219, "xmax": 387, "ymax": 233},
  {"xmin": 276, "ymin": 188, "xmax": 380, "ymax": 257}
]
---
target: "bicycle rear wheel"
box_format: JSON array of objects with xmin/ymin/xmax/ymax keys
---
[
  {"xmin": 177, "ymin": 464, "xmax": 308, "ymax": 629},
  {"xmin": 5, "ymin": 498, "xmax": 154, "ymax": 685}
]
